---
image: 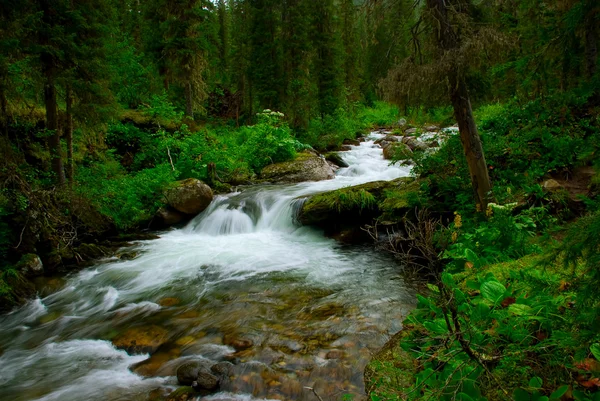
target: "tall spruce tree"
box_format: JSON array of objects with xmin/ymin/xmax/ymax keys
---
[
  {"xmin": 147, "ymin": 0, "xmax": 216, "ymax": 118},
  {"xmin": 248, "ymin": 0, "xmax": 284, "ymax": 110},
  {"xmin": 311, "ymin": 0, "xmax": 344, "ymax": 116},
  {"xmin": 282, "ymin": 0, "xmax": 314, "ymax": 127}
]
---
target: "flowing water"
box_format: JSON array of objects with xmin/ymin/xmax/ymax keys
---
[{"xmin": 0, "ymin": 134, "xmax": 417, "ymax": 401}]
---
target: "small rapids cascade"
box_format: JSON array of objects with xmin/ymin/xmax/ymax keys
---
[{"xmin": 0, "ymin": 133, "xmax": 417, "ymax": 401}]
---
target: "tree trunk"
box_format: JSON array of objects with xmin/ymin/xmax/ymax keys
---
[
  {"xmin": 185, "ymin": 80, "xmax": 194, "ymax": 119},
  {"xmin": 585, "ymin": 17, "xmax": 597, "ymax": 80},
  {"xmin": 426, "ymin": 0, "xmax": 492, "ymax": 210},
  {"xmin": 43, "ymin": 63, "xmax": 66, "ymax": 186},
  {"xmin": 450, "ymin": 74, "xmax": 492, "ymax": 210},
  {"xmin": 0, "ymin": 86, "xmax": 8, "ymax": 138},
  {"xmin": 65, "ymin": 86, "xmax": 74, "ymax": 185},
  {"xmin": 40, "ymin": 0, "xmax": 65, "ymax": 186}
]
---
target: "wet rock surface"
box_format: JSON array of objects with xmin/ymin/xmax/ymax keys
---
[
  {"xmin": 260, "ymin": 151, "xmax": 335, "ymax": 183},
  {"xmin": 112, "ymin": 325, "xmax": 170, "ymax": 355},
  {"xmin": 165, "ymin": 178, "xmax": 214, "ymax": 216}
]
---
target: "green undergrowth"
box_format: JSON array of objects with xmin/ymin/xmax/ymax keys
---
[
  {"xmin": 367, "ymin": 211, "xmax": 600, "ymax": 401},
  {"xmin": 299, "ymin": 102, "xmax": 400, "ymax": 150},
  {"xmin": 326, "ymin": 188, "xmax": 377, "ymax": 213},
  {"xmin": 0, "ymin": 101, "xmax": 403, "ymax": 310},
  {"xmin": 367, "ymin": 89, "xmax": 600, "ymax": 401},
  {"xmin": 399, "ymin": 90, "xmax": 600, "ymax": 214}
]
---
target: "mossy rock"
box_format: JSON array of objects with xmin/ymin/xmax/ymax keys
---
[
  {"xmin": 260, "ymin": 150, "xmax": 335, "ymax": 183},
  {"xmin": 383, "ymin": 142, "xmax": 412, "ymax": 160},
  {"xmin": 298, "ymin": 177, "xmax": 416, "ymax": 226},
  {"xmin": 166, "ymin": 386, "xmax": 197, "ymax": 401},
  {"xmin": 324, "ymin": 152, "xmax": 349, "ymax": 168},
  {"xmin": 379, "ymin": 180, "xmax": 423, "ymax": 221},
  {"xmin": 16, "ymin": 254, "xmax": 44, "ymax": 277},
  {"xmin": 164, "ymin": 178, "xmax": 213, "ymax": 216}
]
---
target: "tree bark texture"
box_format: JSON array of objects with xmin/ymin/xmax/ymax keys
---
[
  {"xmin": 426, "ymin": 0, "xmax": 491, "ymax": 210},
  {"xmin": 65, "ymin": 86, "xmax": 74, "ymax": 184},
  {"xmin": 40, "ymin": 0, "xmax": 66, "ymax": 186},
  {"xmin": 42, "ymin": 61, "xmax": 66, "ymax": 186},
  {"xmin": 0, "ymin": 87, "xmax": 8, "ymax": 138},
  {"xmin": 450, "ymin": 73, "xmax": 492, "ymax": 210},
  {"xmin": 585, "ymin": 15, "xmax": 597, "ymax": 80}
]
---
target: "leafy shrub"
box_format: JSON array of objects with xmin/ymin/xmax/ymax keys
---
[
  {"xmin": 303, "ymin": 108, "xmax": 358, "ymax": 150},
  {"xmin": 239, "ymin": 110, "xmax": 299, "ymax": 171},
  {"xmin": 357, "ymin": 101, "xmax": 400, "ymax": 127},
  {"xmin": 399, "ymin": 267, "xmax": 599, "ymax": 401},
  {"xmin": 445, "ymin": 204, "xmax": 540, "ymax": 266},
  {"xmin": 76, "ymin": 161, "xmax": 175, "ymax": 229}
]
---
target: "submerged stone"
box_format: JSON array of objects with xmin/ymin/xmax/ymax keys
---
[
  {"xmin": 112, "ymin": 325, "xmax": 169, "ymax": 355},
  {"xmin": 166, "ymin": 386, "xmax": 196, "ymax": 401},
  {"xmin": 176, "ymin": 360, "xmax": 213, "ymax": 386}
]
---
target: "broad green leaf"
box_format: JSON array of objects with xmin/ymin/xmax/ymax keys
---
[
  {"xmin": 513, "ymin": 388, "xmax": 531, "ymax": 401},
  {"xmin": 529, "ymin": 376, "xmax": 543, "ymax": 389},
  {"xmin": 591, "ymin": 343, "xmax": 600, "ymax": 361},
  {"xmin": 426, "ymin": 283, "xmax": 440, "ymax": 293},
  {"xmin": 508, "ymin": 303, "xmax": 533, "ymax": 315},
  {"xmin": 424, "ymin": 320, "xmax": 448, "ymax": 335},
  {"xmin": 442, "ymin": 272, "xmax": 456, "ymax": 287},
  {"xmin": 572, "ymin": 390, "xmax": 591, "ymax": 401},
  {"xmin": 464, "ymin": 248, "xmax": 479, "ymax": 265},
  {"xmin": 549, "ymin": 386, "xmax": 568, "ymax": 400},
  {"xmin": 454, "ymin": 288, "xmax": 467, "ymax": 303},
  {"xmin": 480, "ymin": 281, "xmax": 506, "ymax": 304},
  {"xmin": 466, "ymin": 279, "xmax": 480, "ymax": 290},
  {"xmin": 456, "ymin": 393, "xmax": 474, "ymax": 401}
]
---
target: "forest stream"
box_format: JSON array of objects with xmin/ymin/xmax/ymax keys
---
[{"xmin": 0, "ymin": 133, "xmax": 417, "ymax": 401}]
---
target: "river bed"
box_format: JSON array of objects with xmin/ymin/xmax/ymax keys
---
[{"xmin": 0, "ymin": 133, "xmax": 417, "ymax": 401}]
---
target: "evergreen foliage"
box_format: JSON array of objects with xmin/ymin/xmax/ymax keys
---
[{"xmin": 0, "ymin": 1, "xmax": 599, "ymax": 398}]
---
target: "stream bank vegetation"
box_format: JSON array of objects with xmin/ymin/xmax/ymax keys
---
[
  {"xmin": 0, "ymin": 0, "xmax": 599, "ymax": 400},
  {"xmin": 365, "ymin": 93, "xmax": 600, "ymax": 401},
  {"xmin": 362, "ymin": 0, "xmax": 600, "ymax": 398}
]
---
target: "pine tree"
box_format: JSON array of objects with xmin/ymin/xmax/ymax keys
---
[
  {"xmin": 147, "ymin": 0, "xmax": 216, "ymax": 118},
  {"xmin": 248, "ymin": 0, "xmax": 284, "ymax": 110},
  {"xmin": 425, "ymin": 0, "xmax": 492, "ymax": 210},
  {"xmin": 281, "ymin": 0, "xmax": 314, "ymax": 127},
  {"xmin": 311, "ymin": 0, "xmax": 344, "ymax": 116},
  {"xmin": 340, "ymin": 0, "xmax": 362, "ymax": 103}
]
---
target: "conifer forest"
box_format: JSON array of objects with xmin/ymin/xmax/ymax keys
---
[{"xmin": 0, "ymin": 1, "xmax": 599, "ymax": 401}]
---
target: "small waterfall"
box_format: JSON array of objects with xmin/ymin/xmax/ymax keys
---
[
  {"xmin": 184, "ymin": 133, "xmax": 411, "ymax": 237},
  {"xmin": 0, "ymin": 132, "xmax": 416, "ymax": 401}
]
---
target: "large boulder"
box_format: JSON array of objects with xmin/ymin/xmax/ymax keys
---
[
  {"xmin": 153, "ymin": 207, "xmax": 189, "ymax": 228},
  {"xmin": 176, "ymin": 360, "xmax": 213, "ymax": 386},
  {"xmin": 401, "ymin": 136, "xmax": 428, "ymax": 151},
  {"xmin": 383, "ymin": 142, "xmax": 412, "ymax": 160},
  {"xmin": 298, "ymin": 177, "xmax": 416, "ymax": 227},
  {"xmin": 16, "ymin": 254, "xmax": 44, "ymax": 277},
  {"xmin": 260, "ymin": 151, "xmax": 335, "ymax": 184},
  {"xmin": 324, "ymin": 152, "xmax": 349, "ymax": 168},
  {"xmin": 164, "ymin": 179, "xmax": 213, "ymax": 215}
]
